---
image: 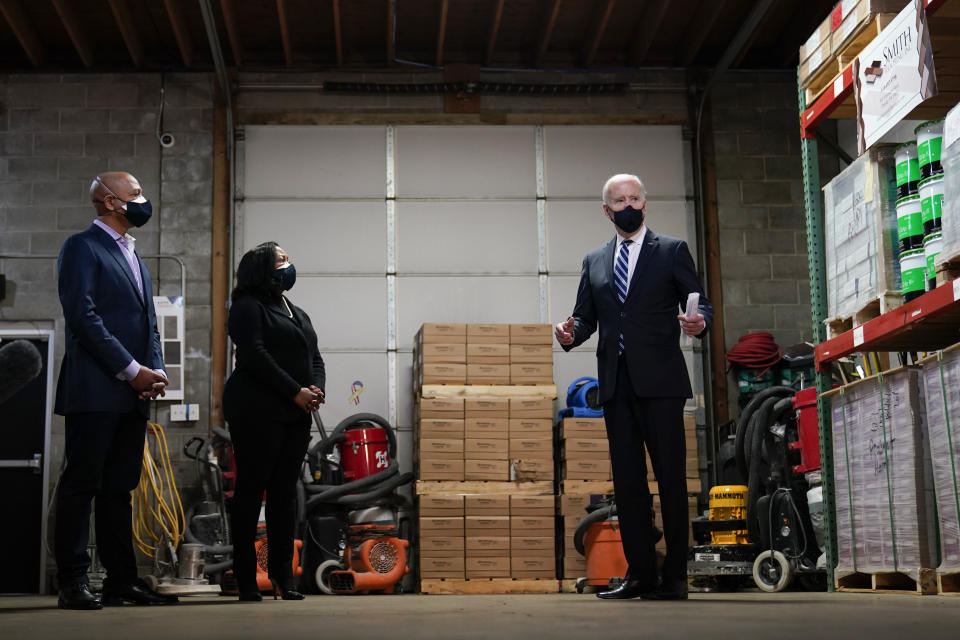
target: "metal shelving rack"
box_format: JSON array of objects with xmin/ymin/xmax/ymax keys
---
[{"xmin": 799, "ymin": 0, "xmax": 959, "ymax": 589}]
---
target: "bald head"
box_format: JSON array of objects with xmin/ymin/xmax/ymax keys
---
[{"xmin": 90, "ymin": 172, "xmax": 142, "ymax": 216}]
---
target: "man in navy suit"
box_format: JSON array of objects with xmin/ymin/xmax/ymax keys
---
[
  {"xmin": 54, "ymin": 172, "xmax": 177, "ymax": 609},
  {"xmin": 556, "ymin": 173, "xmax": 713, "ymax": 600}
]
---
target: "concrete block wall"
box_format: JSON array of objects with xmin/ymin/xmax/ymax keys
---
[
  {"xmin": 0, "ymin": 73, "xmax": 216, "ymax": 545},
  {"xmin": 710, "ymin": 70, "xmax": 842, "ymax": 411}
]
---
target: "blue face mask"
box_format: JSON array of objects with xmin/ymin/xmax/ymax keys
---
[
  {"xmin": 274, "ymin": 263, "xmax": 297, "ymax": 291},
  {"xmin": 612, "ymin": 205, "xmax": 645, "ymax": 233}
]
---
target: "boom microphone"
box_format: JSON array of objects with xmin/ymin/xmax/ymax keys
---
[{"xmin": 0, "ymin": 340, "xmax": 43, "ymax": 405}]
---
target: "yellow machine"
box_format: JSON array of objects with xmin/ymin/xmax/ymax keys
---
[{"xmin": 708, "ymin": 485, "xmax": 749, "ymax": 545}]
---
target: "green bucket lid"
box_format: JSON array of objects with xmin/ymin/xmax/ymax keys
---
[
  {"xmin": 895, "ymin": 141, "xmax": 917, "ymax": 152},
  {"xmin": 914, "ymin": 117, "xmax": 945, "ymax": 134},
  {"xmin": 900, "ymin": 248, "xmax": 925, "ymax": 258},
  {"xmin": 896, "ymin": 194, "xmax": 921, "ymax": 206}
]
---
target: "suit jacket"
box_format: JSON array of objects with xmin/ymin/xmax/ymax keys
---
[
  {"xmin": 55, "ymin": 223, "xmax": 164, "ymax": 416},
  {"xmin": 223, "ymin": 293, "xmax": 326, "ymax": 426},
  {"xmin": 563, "ymin": 228, "xmax": 714, "ymax": 404}
]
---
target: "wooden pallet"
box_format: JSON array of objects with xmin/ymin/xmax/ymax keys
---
[
  {"xmin": 559, "ymin": 479, "xmax": 703, "ymax": 496},
  {"xmin": 419, "ymin": 384, "xmax": 557, "ymax": 399},
  {"xmin": 936, "ymin": 252, "xmax": 960, "ymax": 287},
  {"xmin": 835, "ymin": 569, "xmax": 938, "ymax": 595},
  {"xmin": 420, "ymin": 578, "xmax": 560, "ymax": 594},
  {"xmin": 825, "ymin": 290, "xmax": 903, "ymax": 340},
  {"xmin": 938, "ymin": 571, "xmax": 960, "ymax": 596},
  {"xmin": 802, "ymin": 13, "xmax": 897, "ymax": 104},
  {"xmin": 416, "ymin": 480, "xmax": 554, "ymax": 495}
]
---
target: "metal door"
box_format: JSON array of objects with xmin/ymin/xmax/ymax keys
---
[{"xmin": 0, "ymin": 331, "xmax": 54, "ymax": 593}]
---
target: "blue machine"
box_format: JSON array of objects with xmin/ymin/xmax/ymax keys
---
[{"xmin": 557, "ymin": 376, "xmax": 604, "ymax": 419}]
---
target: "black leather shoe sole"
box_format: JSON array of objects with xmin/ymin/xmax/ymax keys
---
[{"xmin": 58, "ymin": 597, "xmax": 103, "ymax": 610}]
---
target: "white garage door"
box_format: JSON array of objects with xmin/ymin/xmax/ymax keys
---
[{"xmin": 236, "ymin": 124, "xmax": 698, "ymax": 471}]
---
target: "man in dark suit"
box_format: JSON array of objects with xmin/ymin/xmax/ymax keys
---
[
  {"xmin": 556, "ymin": 173, "xmax": 713, "ymax": 601},
  {"xmin": 54, "ymin": 172, "xmax": 178, "ymax": 609}
]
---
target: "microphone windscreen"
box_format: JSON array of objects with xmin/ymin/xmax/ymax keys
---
[{"xmin": 0, "ymin": 339, "xmax": 44, "ymax": 405}]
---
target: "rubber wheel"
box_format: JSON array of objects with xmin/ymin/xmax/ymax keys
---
[
  {"xmin": 575, "ymin": 578, "xmax": 587, "ymax": 594},
  {"xmin": 315, "ymin": 559, "xmax": 343, "ymax": 595},
  {"xmin": 752, "ymin": 550, "xmax": 793, "ymax": 593}
]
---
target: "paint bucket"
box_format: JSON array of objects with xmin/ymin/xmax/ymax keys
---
[
  {"xmin": 900, "ymin": 248, "xmax": 926, "ymax": 302},
  {"xmin": 924, "ymin": 232, "xmax": 943, "ymax": 292},
  {"xmin": 895, "ymin": 194, "xmax": 924, "ymax": 252},
  {"xmin": 919, "ymin": 174, "xmax": 944, "ymax": 236},
  {"xmin": 915, "ymin": 118, "xmax": 944, "ymax": 179},
  {"xmin": 895, "ymin": 141, "xmax": 920, "ymax": 199}
]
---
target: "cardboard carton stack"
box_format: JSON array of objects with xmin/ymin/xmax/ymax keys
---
[
  {"xmin": 558, "ymin": 494, "xmax": 598, "ymax": 579},
  {"xmin": 559, "ymin": 417, "xmax": 611, "ymax": 483},
  {"xmin": 417, "ymin": 397, "xmax": 466, "ymax": 481},
  {"xmin": 419, "ymin": 494, "xmax": 556, "ymax": 580},
  {"xmin": 419, "ymin": 495, "xmax": 466, "ymax": 579}
]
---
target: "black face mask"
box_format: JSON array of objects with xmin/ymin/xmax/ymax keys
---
[
  {"xmin": 274, "ymin": 263, "xmax": 297, "ymax": 291},
  {"xmin": 122, "ymin": 199, "xmax": 153, "ymax": 227},
  {"xmin": 611, "ymin": 205, "xmax": 645, "ymax": 233}
]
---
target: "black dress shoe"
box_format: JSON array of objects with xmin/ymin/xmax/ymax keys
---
[
  {"xmin": 102, "ymin": 579, "xmax": 179, "ymax": 606},
  {"xmin": 238, "ymin": 591, "xmax": 263, "ymax": 602},
  {"xmin": 641, "ymin": 586, "xmax": 689, "ymax": 600},
  {"xmin": 269, "ymin": 578, "xmax": 305, "ymax": 601},
  {"xmin": 596, "ymin": 579, "xmax": 656, "ymax": 600},
  {"xmin": 58, "ymin": 583, "xmax": 103, "ymax": 610}
]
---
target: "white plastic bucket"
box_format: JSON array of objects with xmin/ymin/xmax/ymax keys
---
[
  {"xmin": 895, "ymin": 195, "xmax": 924, "ymax": 252},
  {"xmin": 900, "ymin": 249, "xmax": 926, "ymax": 301},
  {"xmin": 915, "ymin": 118, "xmax": 944, "ymax": 179},
  {"xmin": 919, "ymin": 174, "xmax": 945, "ymax": 236},
  {"xmin": 895, "ymin": 141, "xmax": 920, "ymax": 199},
  {"xmin": 924, "ymin": 233, "xmax": 943, "ymax": 291}
]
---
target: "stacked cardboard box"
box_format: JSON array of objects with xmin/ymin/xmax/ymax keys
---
[
  {"xmin": 510, "ymin": 495, "xmax": 556, "ymax": 578},
  {"xmin": 414, "ymin": 323, "xmax": 467, "ymax": 388},
  {"xmin": 464, "ymin": 495, "xmax": 511, "ymax": 578},
  {"xmin": 560, "ymin": 418, "xmax": 612, "ymax": 482},
  {"xmin": 558, "ymin": 494, "xmax": 602, "ymax": 579},
  {"xmin": 509, "ymin": 397, "xmax": 554, "ymax": 482},
  {"xmin": 417, "ymin": 397, "xmax": 466, "ymax": 481},
  {"xmin": 419, "ymin": 495, "xmax": 465, "ymax": 579},
  {"xmin": 509, "ymin": 324, "xmax": 554, "ymax": 384},
  {"xmin": 465, "ymin": 398, "xmax": 509, "ymax": 481}
]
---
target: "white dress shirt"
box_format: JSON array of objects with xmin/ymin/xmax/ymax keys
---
[{"xmin": 614, "ymin": 225, "xmax": 648, "ymax": 294}]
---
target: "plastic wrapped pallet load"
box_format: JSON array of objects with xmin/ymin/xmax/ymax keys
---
[
  {"xmin": 823, "ymin": 144, "xmax": 901, "ymax": 321},
  {"xmin": 918, "ymin": 344, "xmax": 960, "ymax": 587},
  {"xmin": 823, "ymin": 367, "xmax": 938, "ymax": 590},
  {"xmin": 937, "ymin": 102, "xmax": 960, "ymax": 267}
]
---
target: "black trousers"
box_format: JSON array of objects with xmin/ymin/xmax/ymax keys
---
[
  {"xmin": 603, "ymin": 358, "xmax": 688, "ymax": 589},
  {"xmin": 229, "ymin": 417, "xmax": 310, "ymax": 591},
  {"xmin": 55, "ymin": 411, "xmax": 147, "ymax": 587}
]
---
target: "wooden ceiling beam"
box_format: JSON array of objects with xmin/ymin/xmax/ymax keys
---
[
  {"xmin": 582, "ymin": 0, "xmax": 616, "ymax": 67},
  {"xmin": 106, "ymin": 0, "xmax": 145, "ymax": 67},
  {"xmin": 332, "ymin": 0, "xmax": 343, "ymax": 66},
  {"xmin": 0, "ymin": 0, "xmax": 44, "ymax": 66},
  {"xmin": 630, "ymin": 0, "xmax": 669, "ymax": 66},
  {"xmin": 387, "ymin": 0, "xmax": 395, "ymax": 65},
  {"xmin": 219, "ymin": 0, "xmax": 243, "ymax": 67},
  {"xmin": 535, "ymin": 0, "xmax": 563, "ymax": 68},
  {"xmin": 163, "ymin": 0, "xmax": 194, "ymax": 67},
  {"xmin": 50, "ymin": 0, "xmax": 93, "ymax": 67},
  {"xmin": 677, "ymin": 0, "xmax": 725, "ymax": 67},
  {"xmin": 436, "ymin": 0, "xmax": 449, "ymax": 66},
  {"xmin": 484, "ymin": 0, "xmax": 505, "ymax": 66},
  {"xmin": 276, "ymin": 0, "xmax": 293, "ymax": 66}
]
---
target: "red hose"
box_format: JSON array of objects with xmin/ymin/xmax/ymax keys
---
[{"xmin": 726, "ymin": 332, "xmax": 783, "ymax": 374}]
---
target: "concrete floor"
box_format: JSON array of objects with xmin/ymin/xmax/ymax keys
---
[{"xmin": 2, "ymin": 591, "xmax": 960, "ymax": 640}]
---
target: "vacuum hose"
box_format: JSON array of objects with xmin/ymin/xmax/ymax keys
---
[{"xmin": 303, "ymin": 413, "xmax": 412, "ymax": 510}]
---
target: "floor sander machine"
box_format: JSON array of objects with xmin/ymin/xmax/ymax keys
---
[
  {"xmin": 300, "ymin": 412, "xmax": 414, "ymax": 594},
  {"xmin": 688, "ymin": 386, "xmax": 827, "ymax": 592}
]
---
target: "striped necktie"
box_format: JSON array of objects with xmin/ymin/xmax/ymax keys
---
[{"xmin": 615, "ymin": 240, "xmax": 632, "ymax": 354}]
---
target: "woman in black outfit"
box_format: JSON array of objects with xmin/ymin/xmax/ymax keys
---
[{"xmin": 223, "ymin": 242, "xmax": 325, "ymax": 601}]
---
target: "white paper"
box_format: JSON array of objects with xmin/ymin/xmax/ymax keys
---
[{"xmin": 681, "ymin": 292, "xmax": 700, "ymax": 347}]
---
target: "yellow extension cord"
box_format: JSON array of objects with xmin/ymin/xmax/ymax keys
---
[{"xmin": 132, "ymin": 422, "xmax": 186, "ymax": 559}]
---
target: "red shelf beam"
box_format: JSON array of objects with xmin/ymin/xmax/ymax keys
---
[{"xmin": 815, "ymin": 280, "xmax": 960, "ymax": 371}]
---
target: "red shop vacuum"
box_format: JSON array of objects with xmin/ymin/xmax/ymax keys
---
[{"xmin": 301, "ymin": 413, "xmax": 414, "ymax": 595}]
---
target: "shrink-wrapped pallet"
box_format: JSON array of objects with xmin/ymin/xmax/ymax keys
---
[
  {"xmin": 919, "ymin": 344, "xmax": 960, "ymax": 574},
  {"xmin": 823, "ymin": 145, "xmax": 901, "ymax": 320},
  {"xmin": 825, "ymin": 367, "xmax": 937, "ymax": 583},
  {"xmin": 938, "ymin": 102, "xmax": 960, "ymax": 265}
]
